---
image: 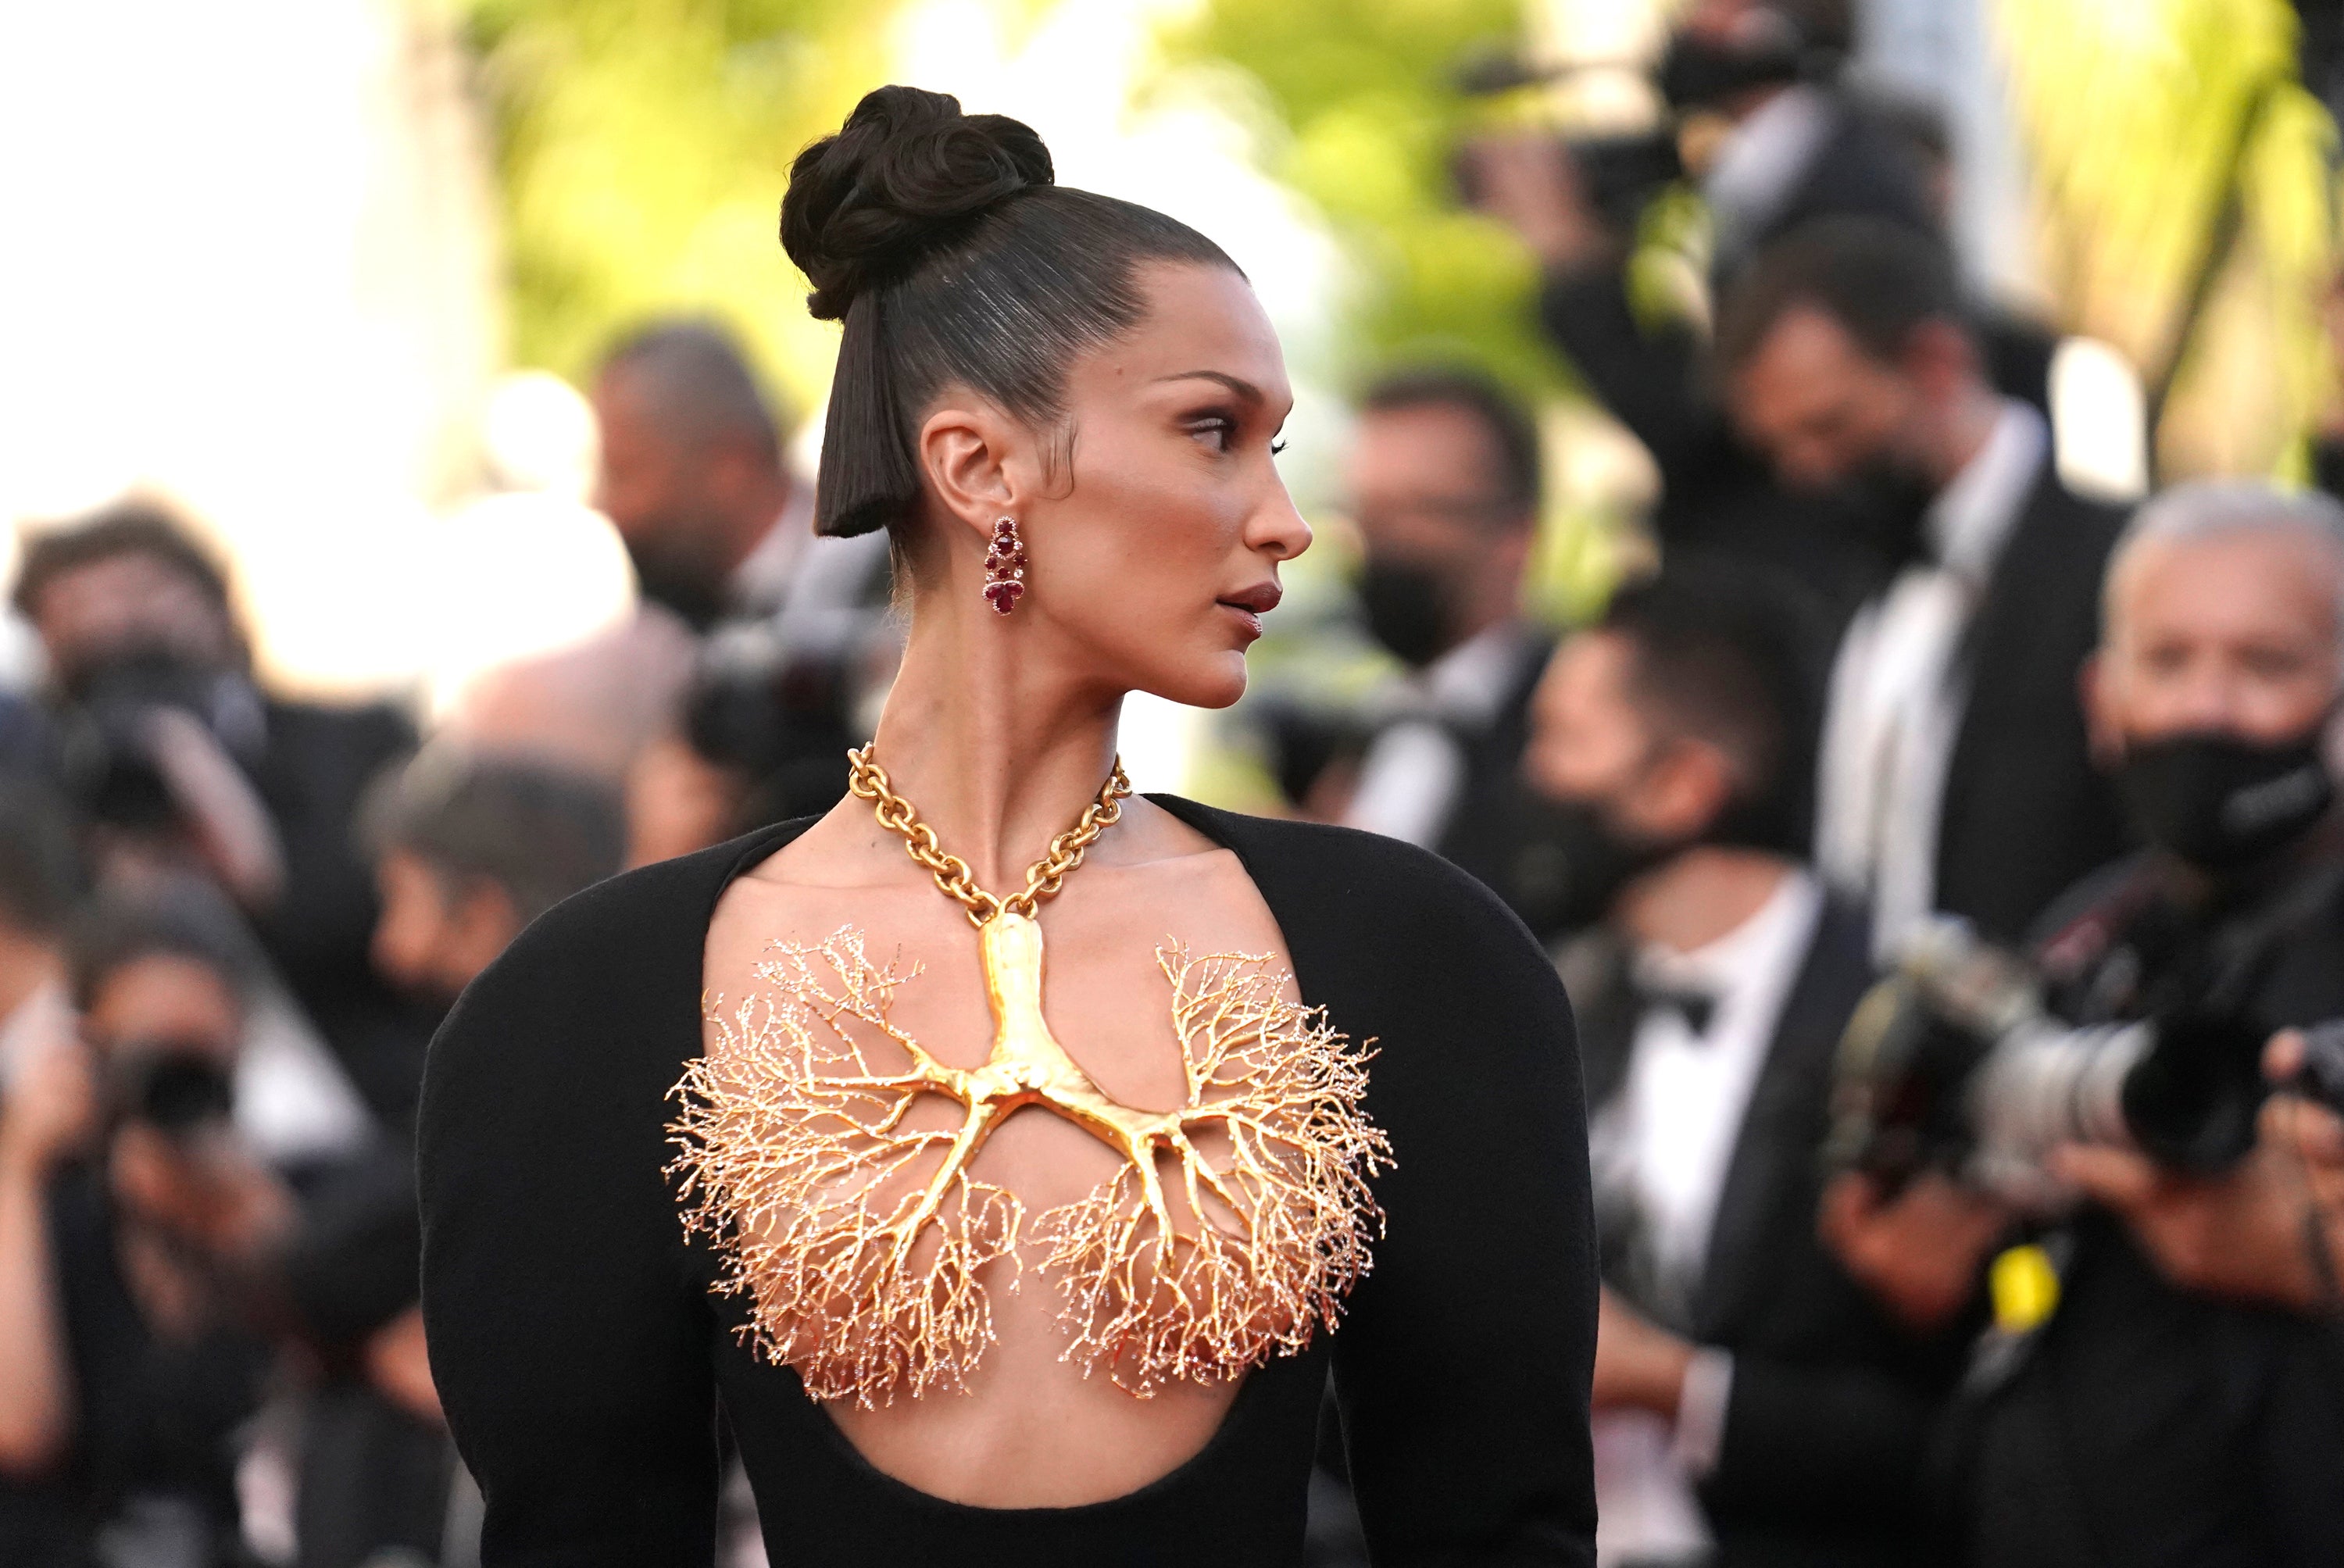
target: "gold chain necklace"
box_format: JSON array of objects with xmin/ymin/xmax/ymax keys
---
[
  {"xmin": 844, "ymin": 743, "xmax": 1132, "ymax": 926},
  {"xmin": 668, "ymin": 742, "xmax": 1388, "ymax": 1405}
]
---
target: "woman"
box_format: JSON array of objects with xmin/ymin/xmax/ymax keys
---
[{"xmin": 420, "ymin": 85, "xmax": 1596, "ymax": 1565}]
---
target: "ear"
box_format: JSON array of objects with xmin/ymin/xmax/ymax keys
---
[
  {"xmin": 1899, "ymin": 319, "xmax": 1978, "ymax": 398},
  {"xmin": 448, "ymin": 881, "xmax": 524, "ymax": 984},
  {"xmin": 1495, "ymin": 520, "xmax": 1537, "ymax": 577},
  {"xmin": 917, "ymin": 398, "xmax": 1037, "ymax": 545},
  {"xmin": 2079, "ymin": 650, "xmax": 2125, "ymax": 767},
  {"xmin": 1633, "ymin": 738, "xmax": 1737, "ymax": 841}
]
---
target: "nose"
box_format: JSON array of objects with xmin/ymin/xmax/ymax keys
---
[
  {"xmin": 1246, "ymin": 477, "xmax": 1313, "ymax": 563},
  {"xmin": 2167, "ymin": 665, "xmax": 2250, "ymax": 733}
]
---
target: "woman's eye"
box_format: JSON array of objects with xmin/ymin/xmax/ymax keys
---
[
  {"xmin": 1270, "ymin": 438, "xmax": 1288, "ymax": 456},
  {"xmin": 1189, "ymin": 416, "xmax": 1238, "ymax": 452}
]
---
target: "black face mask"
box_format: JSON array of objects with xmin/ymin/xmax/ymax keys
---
[
  {"xmin": 2117, "ymin": 726, "xmax": 2335, "ymax": 872},
  {"xmin": 624, "ymin": 530, "xmax": 734, "ymax": 633},
  {"xmin": 1830, "ymin": 456, "xmax": 1941, "ymax": 574},
  {"xmin": 1513, "ymin": 795, "xmax": 1681, "ymax": 938},
  {"xmin": 1358, "ymin": 557, "xmax": 1463, "ymax": 670}
]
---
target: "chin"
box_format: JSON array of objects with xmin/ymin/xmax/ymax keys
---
[{"xmin": 1135, "ymin": 648, "xmax": 1250, "ymax": 711}]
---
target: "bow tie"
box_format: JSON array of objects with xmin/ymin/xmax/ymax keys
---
[{"xmin": 1628, "ymin": 976, "xmax": 1718, "ymax": 1036}]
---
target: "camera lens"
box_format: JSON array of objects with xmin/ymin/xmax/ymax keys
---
[{"xmin": 118, "ymin": 1045, "xmax": 237, "ymax": 1134}]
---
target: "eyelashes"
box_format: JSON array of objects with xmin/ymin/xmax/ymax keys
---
[{"xmin": 1185, "ymin": 410, "xmax": 1289, "ymax": 457}]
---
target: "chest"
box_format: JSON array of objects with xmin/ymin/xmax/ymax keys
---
[{"xmin": 677, "ymin": 877, "xmax": 1389, "ymax": 1407}]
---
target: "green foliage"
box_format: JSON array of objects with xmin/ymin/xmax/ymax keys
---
[
  {"xmin": 1999, "ymin": 0, "xmax": 2342, "ymax": 477},
  {"xmin": 1163, "ymin": 0, "xmax": 1557, "ymax": 396},
  {"xmin": 463, "ymin": 0, "xmax": 897, "ymax": 413}
]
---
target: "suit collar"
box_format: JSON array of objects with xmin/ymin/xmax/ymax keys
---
[{"xmin": 1691, "ymin": 897, "xmax": 1874, "ymax": 1338}]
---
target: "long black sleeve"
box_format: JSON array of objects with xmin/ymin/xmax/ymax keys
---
[
  {"xmin": 1187, "ymin": 808, "xmax": 1601, "ymax": 1566},
  {"xmin": 1703, "ymin": 1358, "xmax": 1937, "ymax": 1531},
  {"xmin": 423, "ymin": 809, "xmax": 1599, "ymax": 1566},
  {"xmin": 1536, "ymin": 263, "xmax": 1716, "ymax": 481},
  {"xmin": 418, "ymin": 857, "xmax": 728, "ymax": 1566}
]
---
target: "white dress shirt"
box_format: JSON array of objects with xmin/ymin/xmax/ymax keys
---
[
  {"xmin": 1588, "ymin": 869, "xmax": 1824, "ymax": 1566},
  {"xmin": 1816, "ymin": 401, "xmax": 2046, "ymax": 959},
  {"xmin": 1342, "ymin": 622, "xmax": 1533, "ymax": 848}
]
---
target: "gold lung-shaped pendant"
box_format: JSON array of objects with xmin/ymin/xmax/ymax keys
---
[{"xmin": 667, "ymin": 912, "xmax": 1389, "ymax": 1406}]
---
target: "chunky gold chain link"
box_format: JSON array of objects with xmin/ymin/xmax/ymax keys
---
[{"xmin": 845, "ymin": 745, "xmax": 1132, "ymax": 926}]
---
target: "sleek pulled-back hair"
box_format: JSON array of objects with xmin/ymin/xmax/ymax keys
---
[{"xmin": 781, "ymin": 85, "xmax": 1239, "ymax": 540}]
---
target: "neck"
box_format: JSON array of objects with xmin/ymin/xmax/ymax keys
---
[
  {"xmin": 0, "ymin": 931, "xmax": 60, "ymax": 1025},
  {"xmin": 865, "ymin": 590, "xmax": 1126, "ymax": 894},
  {"xmin": 1615, "ymin": 845, "xmax": 1793, "ymax": 955},
  {"xmin": 1926, "ymin": 384, "xmax": 2005, "ymax": 493}
]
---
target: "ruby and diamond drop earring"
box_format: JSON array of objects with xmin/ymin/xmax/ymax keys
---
[{"xmin": 982, "ymin": 516, "xmax": 1027, "ymax": 615}]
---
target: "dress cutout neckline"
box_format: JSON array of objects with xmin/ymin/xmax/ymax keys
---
[{"xmin": 688, "ymin": 801, "xmax": 1362, "ymax": 1512}]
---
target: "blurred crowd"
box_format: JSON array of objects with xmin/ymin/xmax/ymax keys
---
[
  {"xmin": 4, "ymin": 2, "xmax": 2344, "ymax": 1566},
  {"xmin": 0, "ymin": 322, "xmax": 892, "ymax": 1567},
  {"xmin": 1281, "ymin": 5, "xmax": 2344, "ymax": 1566}
]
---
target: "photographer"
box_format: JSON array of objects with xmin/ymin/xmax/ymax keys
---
[
  {"xmin": 1334, "ymin": 369, "xmax": 1554, "ymax": 919},
  {"xmin": 1528, "ymin": 563, "xmax": 1963, "ymax": 1566},
  {"xmin": 0, "ymin": 882, "xmax": 289, "ymax": 1566},
  {"xmin": 254, "ymin": 750, "xmax": 630, "ymax": 1568},
  {"xmin": 624, "ymin": 620, "xmax": 860, "ymax": 868},
  {"xmin": 454, "ymin": 320, "xmax": 891, "ymax": 784},
  {"xmin": 12, "ymin": 502, "xmax": 428, "ymax": 1128},
  {"xmin": 1828, "ymin": 482, "xmax": 2344, "ymax": 1566},
  {"xmin": 1719, "ymin": 219, "xmax": 2131, "ymax": 957},
  {"xmin": 1467, "ymin": 1, "xmax": 1939, "ymax": 613}
]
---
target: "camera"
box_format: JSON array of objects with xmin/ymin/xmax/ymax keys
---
[
  {"xmin": 1449, "ymin": 13, "xmax": 1825, "ymax": 231},
  {"xmin": 1825, "ymin": 919, "xmax": 2340, "ymax": 1208},
  {"xmin": 113, "ymin": 1041, "xmax": 238, "ymax": 1139},
  {"xmin": 680, "ymin": 623, "xmax": 860, "ymax": 826},
  {"xmin": 52, "ymin": 651, "xmax": 260, "ymax": 834}
]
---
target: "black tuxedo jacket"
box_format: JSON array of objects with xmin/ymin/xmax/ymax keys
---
[
  {"xmin": 1430, "ymin": 627, "xmax": 1557, "ymax": 924},
  {"xmin": 1535, "ymin": 94, "xmax": 2060, "ymax": 627},
  {"xmin": 1930, "ymin": 461, "xmax": 2132, "ymax": 946},
  {"xmin": 1578, "ymin": 895, "xmax": 1967, "ymax": 1566}
]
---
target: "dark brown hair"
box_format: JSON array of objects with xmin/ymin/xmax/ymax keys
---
[
  {"xmin": 13, "ymin": 499, "xmax": 232, "ymax": 622},
  {"xmin": 1359, "ymin": 366, "xmax": 1543, "ymax": 521},
  {"xmin": 781, "ymin": 86, "xmax": 1238, "ymax": 540},
  {"xmin": 1713, "ymin": 215, "xmax": 1963, "ymax": 374},
  {"xmin": 1600, "ymin": 557, "xmax": 1828, "ymax": 855}
]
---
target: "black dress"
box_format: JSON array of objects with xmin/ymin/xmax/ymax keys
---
[{"xmin": 417, "ymin": 798, "xmax": 1598, "ymax": 1565}]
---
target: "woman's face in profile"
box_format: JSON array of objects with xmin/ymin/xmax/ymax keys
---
[{"xmin": 1018, "ymin": 262, "xmax": 1310, "ymax": 710}]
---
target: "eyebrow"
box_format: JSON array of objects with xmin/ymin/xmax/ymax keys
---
[{"xmin": 1153, "ymin": 370, "xmax": 1265, "ymax": 403}]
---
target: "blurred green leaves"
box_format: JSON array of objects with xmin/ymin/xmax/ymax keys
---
[
  {"xmin": 465, "ymin": 0, "xmax": 1557, "ymax": 408},
  {"xmin": 463, "ymin": 0, "xmax": 895, "ymax": 415},
  {"xmin": 1165, "ymin": 0, "xmax": 1557, "ymax": 396},
  {"xmin": 1999, "ymin": 0, "xmax": 2342, "ymax": 478}
]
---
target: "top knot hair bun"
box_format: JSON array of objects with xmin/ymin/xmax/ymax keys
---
[
  {"xmin": 782, "ymin": 84, "xmax": 1235, "ymax": 539},
  {"xmin": 781, "ymin": 86, "xmax": 1054, "ymax": 322}
]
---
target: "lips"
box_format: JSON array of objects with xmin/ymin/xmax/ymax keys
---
[
  {"xmin": 1219, "ymin": 582, "xmax": 1283, "ymax": 616},
  {"xmin": 1217, "ymin": 581, "xmax": 1279, "ymax": 642}
]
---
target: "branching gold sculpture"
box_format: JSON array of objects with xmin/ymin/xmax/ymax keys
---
[
  {"xmin": 668, "ymin": 910, "xmax": 1388, "ymax": 1405},
  {"xmin": 667, "ymin": 746, "xmax": 1388, "ymax": 1406}
]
